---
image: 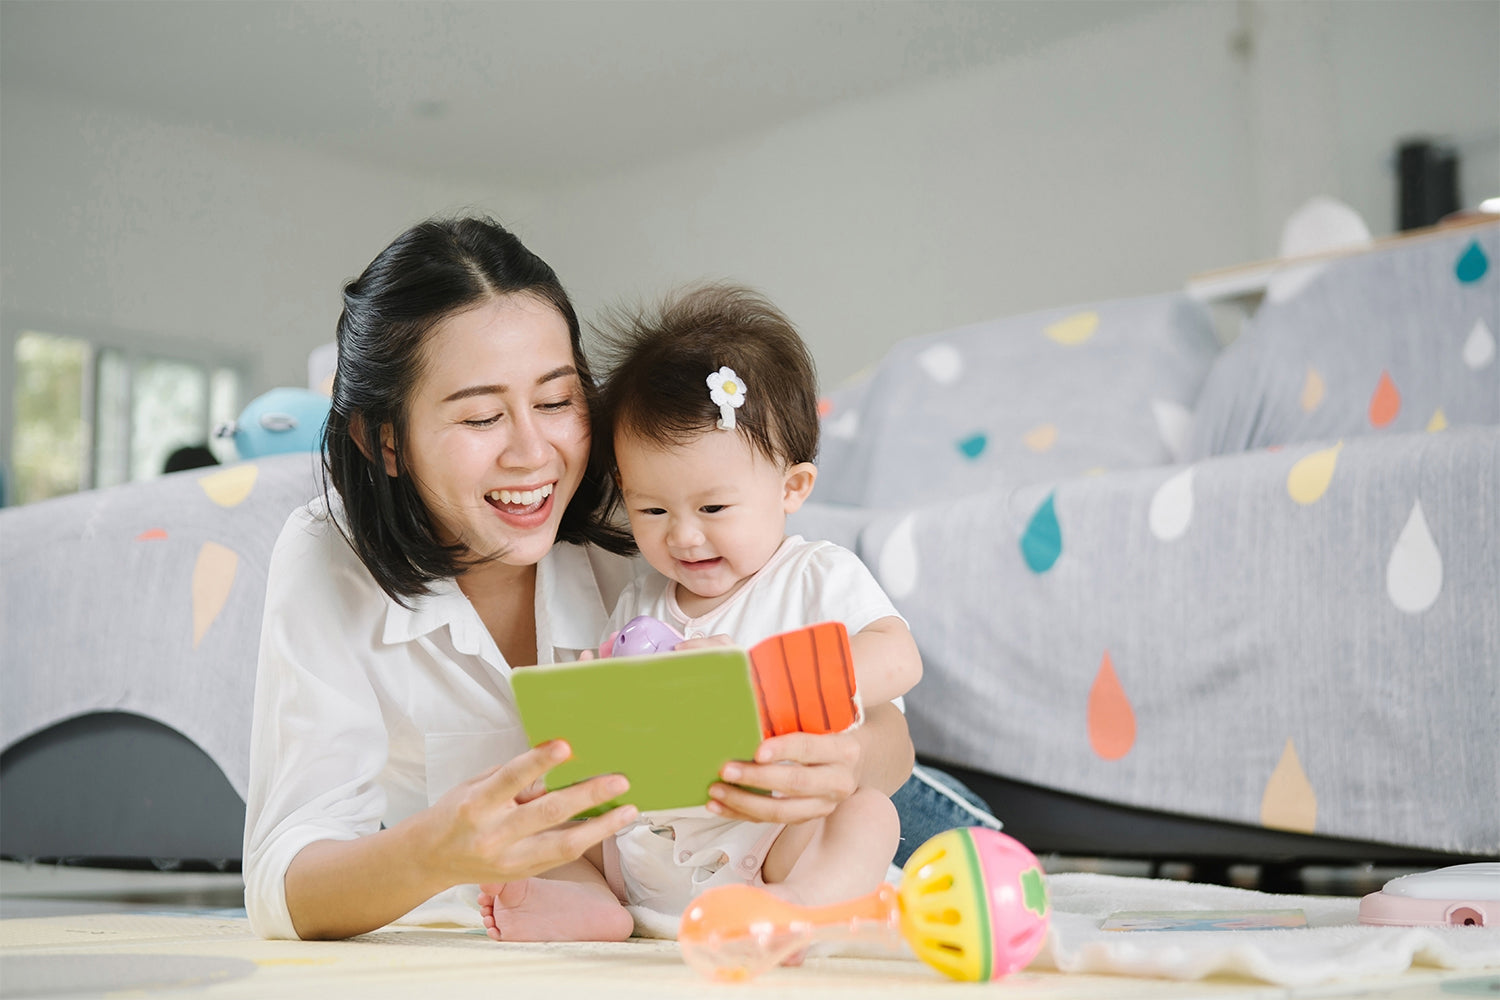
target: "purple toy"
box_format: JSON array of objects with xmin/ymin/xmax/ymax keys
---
[{"xmin": 604, "ymin": 615, "xmax": 684, "ymax": 658}]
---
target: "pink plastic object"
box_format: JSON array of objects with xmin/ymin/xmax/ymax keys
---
[
  {"xmin": 606, "ymin": 615, "xmax": 683, "ymax": 658},
  {"xmin": 679, "ymin": 827, "xmax": 1050, "ymax": 982},
  {"xmin": 1358, "ymin": 863, "xmax": 1498, "ymax": 927}
]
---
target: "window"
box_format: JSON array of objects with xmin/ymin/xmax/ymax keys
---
[{"xmin": 7, "ymin": 328, "xmax": 244, "ymax": 505}]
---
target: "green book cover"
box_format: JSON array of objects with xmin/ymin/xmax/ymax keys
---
[{"xmin": 511, "ymin": 647, "xmax": 765, "ymax": 816}]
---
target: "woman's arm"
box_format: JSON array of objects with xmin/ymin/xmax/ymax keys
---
[
  {"xmin": 703, "ymin": 700, "xmax": 914, "ymax": 823},
  {"xmin": 283, "ymin": 743, "xmax": 636, "ymax": 940},
  {"xmin": 848, "ymin": 615, "xmax": 923, "ymax": 705},
  {"xmin": 244, "ymin": 513, "xmax": 636, "ymax": 940}
]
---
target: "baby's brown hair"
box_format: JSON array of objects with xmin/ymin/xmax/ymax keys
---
[{"xmin": 594, "ymin": 282, "xmax": 820, "ymax": 474}]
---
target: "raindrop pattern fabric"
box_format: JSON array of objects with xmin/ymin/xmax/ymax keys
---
[
  {"xmin": 1187, "ymin": 225, "xmax": 1500, "ymax": 457},
  {"xmin": 813, "ymin": 292, "xmax": 1219, "ymax": 506},
  {"xmin": 0, "ymin": 453, "xmax": 325, "ymax": 801},
  {"xmin": 793, "ymin": 222, "xmax": 1500, "ymax": 856}
]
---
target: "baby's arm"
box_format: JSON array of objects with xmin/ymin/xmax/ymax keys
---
[{"xmin": 849, "ymin": 615, "xmax": 922, "ymax": 706}]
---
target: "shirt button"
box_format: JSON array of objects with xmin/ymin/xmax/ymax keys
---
[
  {"xmin": 678, "ymin": 851, "xmax": 692, "ymax": 864},
  {"xmin": 686, "ymin": 630, "xmax": 703, "ymax": 640},
  {"xmin": 738, "ymin": 856, "xmax": 757, "ymax": 873}
]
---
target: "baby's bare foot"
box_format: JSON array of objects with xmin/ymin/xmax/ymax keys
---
[
  {"xmin": 477, "ymin": 881, "xmax": 529, "ymax": 941},
  {"xmin": 477, "ymin": 878, "xmax": 632, "ymax": 942}
]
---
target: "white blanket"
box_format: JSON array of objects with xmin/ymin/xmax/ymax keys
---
[
  {"xmin": 1034, "ymin": 873, "xmax": 1500, "ymax": 986},
  {"xmin": 620, "ymin": 872, "xmax": 1500, "ymax": 985}
]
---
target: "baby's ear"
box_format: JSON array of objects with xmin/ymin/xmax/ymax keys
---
[{"xmin": 782, "ymin": 462, "xmax": 818, "ymax": 513}]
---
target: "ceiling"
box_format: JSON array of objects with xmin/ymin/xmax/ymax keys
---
[{"xmin": 0, "ymin": 0, "xmax": 1165, "ymax": 189}]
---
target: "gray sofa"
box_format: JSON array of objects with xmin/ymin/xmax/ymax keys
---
[
  {"xmin": 3, "ymin": 222, "xmax": 1496, "ymax": 869},
  {"xmin": 794, "ymin": 220, "xmax": 1499, "ymax": 863}
]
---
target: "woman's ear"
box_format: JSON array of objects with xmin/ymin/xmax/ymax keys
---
[
  {"xmin": 782, "ymin": 462, "xmax": 818, "ymax": 514},
  {"xmin": 349, "ymin": 414, "xmax": 399, "ymax": 478}
]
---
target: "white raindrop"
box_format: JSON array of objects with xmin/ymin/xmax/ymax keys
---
[
  {"xmin": 1149, "ymin": 467, "xmax": 1195, "ymax": 541},
  {"xmin": 825, "ymin": 410, "xmax": 860, "ymax": 439},
  {"xmin": 1152, "ymin": 399, "xmax": 1193, "ymax": 463},
  {"xmin": 1463, "ymin": 318, "xmax": 1496, "ymax": 370},
  {"xmin": 1386, "ymin": 500, "xmax": 1443, "ymax": 614},
  {"xmin": 917, "ymin": 344, "xmax": 963, "ymax": 384},
  {"xmin": 878, "ymin": 513, "xmax": 920, "ymax": 600}
]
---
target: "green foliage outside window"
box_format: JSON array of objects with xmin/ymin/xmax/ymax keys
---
[{"xmin": 13, "ymin": 331, "xmax": 89, "ymax": 505}]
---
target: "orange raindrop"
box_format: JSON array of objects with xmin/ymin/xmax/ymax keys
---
[
  {"xmin": 1022, "ymin": 423, "xmax": 1058, "ymax": 453},
  {"xmin": 817, "ymin": 397, "xmax": 834, "ymax": 417},
  {"xmin": 1299, "ymin": 367, "xmax": 1325, "ymax": 413},
  {"xmin": 135, "ymin": 528, "xmax": 168, "ymax": 541},
  {"xmin": 1260, "ymin": 738, "xmax": 1317, "ymax": 833},
  {"xmin": 1087, "ymin": 651, "xmax": 1135, "ymax": 761},
  {"xmin": 1368, "ymin": 371, "xmax": 1400, "ymax": 428}
]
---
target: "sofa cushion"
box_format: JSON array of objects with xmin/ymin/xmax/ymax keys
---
[
  {"xmin": 1186, "ymin": 222, "xmax": 1499, "ymax": 459},
  {"xmin": 815, "ymin": 293, "xmax": 1220, "ymax": 507}
]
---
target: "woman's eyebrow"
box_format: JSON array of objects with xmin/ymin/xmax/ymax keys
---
[
  {"xmin": 441, "ymin": 365, "xmax": 577, "ymax": 403},
  {"xmin": 537, "ymin": 364, "xmax": 578, "ymax": 386}
]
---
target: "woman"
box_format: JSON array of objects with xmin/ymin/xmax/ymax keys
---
[{"xmin": 242, "ymin": 216, "xmax": 918, "ymax": 940}]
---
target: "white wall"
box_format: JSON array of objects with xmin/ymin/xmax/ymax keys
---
[
  {"xmin": 535, "ymin": 0, "xmax": 1499, "ymax": 387},
  {"xmin": 3, "ymin": 0, "xmax": 1495, "ymax": 408},
  {"xmin": 1324, "ymin": 1, "xmax": 1500, "ymax": 239},
  {"xmin": 0, "ymin": 87, "xmax": 533, "ymax": 395},
  {"xmin": 1245, "ymin": 0, "xmax": 1500, "ymax": 252},
  {"xmin": 537, "ymin": 3, "xmax": 1259, "ymax": 386}
]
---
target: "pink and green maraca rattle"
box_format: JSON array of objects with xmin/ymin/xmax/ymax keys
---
[{"xmin": 680, "ymin": 827, "xmax": 1050, "ymax": 982}]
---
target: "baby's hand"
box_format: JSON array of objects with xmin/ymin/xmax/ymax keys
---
[{"xmin": 673, "ymin": 633, "xmax": 734, "ymax": 651}]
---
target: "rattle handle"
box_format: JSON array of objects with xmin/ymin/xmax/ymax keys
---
[{"xmin": 798, "ymin": 882, "xmax": 901, "ymax": 934}]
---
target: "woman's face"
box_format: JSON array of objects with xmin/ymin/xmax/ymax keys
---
[{"xmin": 394, "ymin": 293, "xmax": 590, "ymax": 570}]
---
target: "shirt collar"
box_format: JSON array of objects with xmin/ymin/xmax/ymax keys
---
[
  {"xmin": 380, "ymin": 576, "xmax": 486, "ymax": 656},
  {"xmin": 537, "ymin": 542, "xmax": 613, "ymax": 657}
]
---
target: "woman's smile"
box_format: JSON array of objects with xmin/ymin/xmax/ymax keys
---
[{"xmin": 484, "ymin": 482, "xmax": 557, "ymax": 528}]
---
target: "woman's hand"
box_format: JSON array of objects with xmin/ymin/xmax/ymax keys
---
[
  {"xmin": 423, "ymin": 739, "xmax": 638, "ymax": 888},
  {"xmin": 284, "ymin": 740, "xmax": 636, "ymax": 940}
]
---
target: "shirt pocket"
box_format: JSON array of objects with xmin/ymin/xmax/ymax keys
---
[{"xmin": 423, "ymin": 727, "xmax": 528, "ymax": 807}]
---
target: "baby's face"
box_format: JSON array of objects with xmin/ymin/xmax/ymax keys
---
[{"xmin": 614, "ymin": 428, "xmax": 800, "ymax": 615}]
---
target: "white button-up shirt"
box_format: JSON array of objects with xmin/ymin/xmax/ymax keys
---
[{"xmin": 242, "ymin": 498, "xmax": 636, "ymax": 939}]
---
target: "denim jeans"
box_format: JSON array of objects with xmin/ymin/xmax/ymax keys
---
[{"xmin": 889, "ymin": 763, "xmax": 1003, "ymax": 867}]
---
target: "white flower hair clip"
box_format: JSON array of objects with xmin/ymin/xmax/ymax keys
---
[{"xmin": 707, "ymin": 366, "xmax": 747, "ymax": 430}]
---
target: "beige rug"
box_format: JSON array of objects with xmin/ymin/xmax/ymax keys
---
[{"xmin": 2, "ymin": 909, "xmax": 1498, "ymax": 1000}]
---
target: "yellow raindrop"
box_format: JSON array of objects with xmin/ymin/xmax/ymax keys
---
[
  {"xmin": 1261, "ymin": 738, "xmax": 1317, "ymax": 833},
  {"xmin": 1299, "ymin": 367, "xmax": 1325, "ymax": 413},
  {"xmin": 192, "ymin": 541, "xmax": 239, "ymax": 648},
  {"xmin": 1022, "ymin": 424, "xmax": 1058, "ymax": 453},
  {"xmin": 1427, "ymin": 409, "xmax": 1448, "ymax": 433},
  {"xmin": 199, "ymin": 464, "xmax": 259, "ymax": 508},
  {"xmin": 1286, "ymin": 441, "xmax": 1342, "ymax": 505},
  {"xmin": 1044, "ymin": 311, "xmax": 1099, "ymax": 346}
]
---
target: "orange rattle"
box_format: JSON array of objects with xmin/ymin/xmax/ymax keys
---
[{"xmin": 679, "ymin": 827, "xmax": 1050, "ymax": 982}]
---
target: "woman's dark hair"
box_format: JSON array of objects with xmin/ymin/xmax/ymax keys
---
[
  {"xmin": 594, "ymin": 282, "xmax": 820, "ymax": 479},
  {"xmin": 325, "ymin": 215, "xmax": 632, "ymax": 604}
]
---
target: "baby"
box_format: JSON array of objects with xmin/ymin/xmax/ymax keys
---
[{"xmin": 480, "ymin": 283, "xmax": 921, "ymax": 938}]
